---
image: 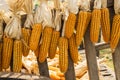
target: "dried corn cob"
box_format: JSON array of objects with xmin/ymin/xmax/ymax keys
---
[
  {"xmin": 13, "ymin": 40, "xmax": 22, "ymax": 72},
  {"xmin": 58, "ymin": 37, "xmax": 68, "ymax": 73},
  {"xmin": 83, "ymin": 12, "xmax": 92, "ymax": 35},
  {"xmin": 29, "ymin": 23, "xmax": 42, "ymax": 51},
  {"xmin": 69, "ymin": 34, "xmax": 78, "ymax": 63},
  {"xmin": 65, "ymin": 13, "xmax": 76, "ymax": 38},
  {"xmin": 101, "ymin": 8, "xmax": 110, "ymax": 43},
  {"xmin": 90, "ymin": 9, "xmax": 101, "ymax": 43},
  {"xmin": 0, "ymin": 42, "xmax": 3, "ymax": 71},
  {"xmin": 34, "ymin": 46, "xmax": 39, "ymax": 57},
  {"xmin": 49, "ymin": 30, "xmax": 60, "ymax": 59},
  {"xmin": 22, "ymin": 28, "xmax": 31, "ymax": 56},
  {"xmin": 86, "ymin": 12, "xmax": 91, "ymax": 29},
  {"xmin": 2, "ymin": 37, "xmax": 13, "ymax": 69},
  {"xmin": 39, "ymin": 27, "xmax": 53, "ymax": 63},
  {"xmin": 110, "ymin": 15, "xmax": 120, "ymax": 49},
  {"xmin": 76, "ymin": 11, "xmax": 88, "ymax": 46}
]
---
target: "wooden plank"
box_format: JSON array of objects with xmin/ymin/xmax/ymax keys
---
[
  {"xmin": 65, "ymin": 50, "xmax": 76, "ymax": 80},
  {"xmin": 106, "ymin": 0, "xmax": 120, "ymax": 80},
  {"xmin": 112, "ymin": 41, "xmax": 120, "ymax": 80},
  {"xmin": 84, "ymin": 26, "xmax": 99, "ymax": 80},
  {"xmin": 84, "ymin": 0, "xmax": 99, "ymax": 79},
  {"xmin": 0, "ymin": 72, "xmax": 50, "ymax": 80},
  {"xmin": 95, "ymin": 43, "xmax": 110, "ymax": 50},
  {"xmin": 37, "ymin": 59, "xmax": 50, "ymax": 78}
]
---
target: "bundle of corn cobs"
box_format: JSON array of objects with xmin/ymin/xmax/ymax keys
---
[{"xmin": 0, "ymin": 0, "xmax": 119, "ymax": 75}]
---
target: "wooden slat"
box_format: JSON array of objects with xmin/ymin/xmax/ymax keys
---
[
  {"xmin": 84, "ymin": 26, "xmax": 99, "ymax": 80},
  {"xmin": 106, "ymin": 0, "xmax": 120, "ymax": 80},
  {"xmin": 95, "ymin": 43, "xmax": 110, "ymax": 50},
  {"xmin": 84, "ymin": 0, "xmax": 99, "ymax": 79},
  {"xmin": 112, "ymin": 40, "xmax": 120, "ymax": 80},
  {"xmin": 0, "ymin": 72, "xmax": 50, "ymax": 80},
  {"xmin": 37, "ymin": 59, "xmax": 50, "ymax": 78},
  {"xmin": 65, "ymin": 51, "xmax": 76, "ymax": 80}
]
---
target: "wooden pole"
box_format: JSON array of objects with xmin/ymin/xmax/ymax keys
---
[
  {"xmin": 38, "ymin": 59, "xmax": 50, "ymax": 78},
  {"xmin": 107, "ymin": 0, "xmax": 120, "ymax": 80},
  {"xmin": 84, "ymin": 0, "xmax": 99, "ymax": 80},
  {"xmin": 65, "ymin": 50, "xmax": 76, "ymax": 80}
]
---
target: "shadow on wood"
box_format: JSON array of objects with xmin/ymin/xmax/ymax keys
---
[
  {"xmin": 37, "ymin": 59, "xmax": 50, "ymax": 78},
  {"xmin": 65, "ymin": 50, "xmax": 76, "ymax": 80}
]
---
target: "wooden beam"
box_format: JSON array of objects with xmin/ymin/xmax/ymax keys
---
[
  {"xmin": 95, "ymin": 43, "xmax": 110, "ymax": 50},
  {"xmin": 65, "ymin": 50, "xmax": 76, "ymax": 80},
  {"xmin": 37, "ymin": 59, "xmax": 50, "ymax": 78},
  {"xmin": 0, "ymin": 72, "xmax": 50, "ymax": 80},
  {"xmin": 84, "ymin": 0, "xmax": 99, "ymax": 79},
  {"xmin": 112, "ymin": 41, "xmax": 120, "ymax": 80},
  {"xmin": 84, "ymin": 26, "xmax": 99, "ymax": 80},
  {"xmin": 106, "ymin": 0, "xmax": 120, "ymax": 80}
]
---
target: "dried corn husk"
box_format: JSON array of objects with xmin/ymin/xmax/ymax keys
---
[
  {"xmin": 4, "ymin": 0, "xmax": 24, "ymax": 39},
  {"xmin": 23, "ymin": 0, "xmax": 34, "ymax": 29},
  {"xmin": 0, "ymin": 11, "xmax": 4, "ymax": 41}
]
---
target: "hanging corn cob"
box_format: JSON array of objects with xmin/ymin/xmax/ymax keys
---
[
  {"xmin": 64, "ymin": 0, "xmax": 78, "ymax": 38},
  {"xmin": 38, "ymin": 1, "xmax": 53, "ymax": 63},
  {"xmin": 22, "ymin": 28, "xmax": 31, "ymax": 56},
  {"xmin": 90, "ymin": 0, "xmax": 101, "ymax": 43},
  {"xmin": 0, "ymin": 13, "xmax": 4, "ymax": 71},
  {"xmin": 101, "ymin": 0, "xmax": 110, "ymax": 43},
  {"xmin": 29, "ymin": 23, "xmax": 42, "ymax": 51},
  {"xmin": 49, "ymin": 2, "xmax": 61, "ymax": 59},
  {"xmin": 29, "ymin": 1, "xmax": 44, "ymax": 51},
  {"xmin": 0, "ymin": 42, "xmax": 2, "ymax": 71},
  {"xmin": 59, "ymin": 37, "xmax": 68, "ymax": 73},
  {"xmin": 4, "ymin": 0, "xmax": 24, "ymax": 72},
  {"xmin": 39, "ymin": 27, "xmax": 53, "ymax": 63},
  {"xmin": 2, "ymin": 37, "xmax": 13, "ymax": 69},
  {"xmin": 49, "ymin": 30, "xmax": 60, "ymax": 59},
  {"xmin": 22, "ymin": 0, "xmax": 33, "ymax": 56},
  {"xmin": 69, "ymin": 34, "xmax": 78, "ymax": 63},
  {"xmin": 13, "ymin": 40, "xmax": 22, "ymax": 72},
  {"xmin": 110, "ymin": 0, "xmax": 120, "ymax": 50},
  {"xmin": 76, "ymin": 11, "xmax": 88, "ymax": 46},
  {"xmin": 58, "ymin": 11, "xmax": 68, "ymax": 73},
  {"xmin": 76, "ymin": 0, "xmax": 91, "ymax": 46},
  {"xmin": 34, "ymin": 46, "xmax": 40, "ymax": 57}
]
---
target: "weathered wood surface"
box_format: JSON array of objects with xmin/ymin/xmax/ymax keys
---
[
  {"xmin": 0, "ymin": 72, "xmax": 50, "ymax": 80},
  {"xmin": 65, "ymin": 50, "xmax": 76, "ymax": 80},
  {"xmin": 112, "ymin": 41, "xmax": 120, "ymax": 80},
  {"xmin": 95, "ymin": 42, "xmax": 110, "ymax": 50},
  {"xmin": 84, "ymin": 0, "xmax": 99, "ymax": 80},
  {"xmin": 106, "ymin": 0, "xmax": 120, "ymax": 80},
  {"xmin": 38, "ymin": 59, "xmax": 50, "ymax": 78}
]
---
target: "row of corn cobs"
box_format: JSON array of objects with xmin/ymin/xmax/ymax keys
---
[{"xmin": 0, "ymin": 7, "xmax": 120, "ymax": 74}]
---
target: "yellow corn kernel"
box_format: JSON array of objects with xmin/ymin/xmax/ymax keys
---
[
  {"xmin": 49, "ymin": 30, "xmax": 60, "ymax": 59},
  {"xmin": 101, "ymin": 8, "xmax": 110, "ymax": 43},
  {"xmin": 90, "ymin": 9, "xmax": 101, "ymax": 43},
  {"xmin": 69, "ymin": 34, "xmax": 78, "ymax": 63},
  {"xmin": 22, "ymin": 28, "xmax": 31, "ymax": 56},
  {"xmin": 39, "ymin": 27, "xmax": 53, "ymax": 63},
  {"xmin": 58, "ymin": 37, "xmax": 68, "ymax": 73},
  {"xmin": 76, "ymin": 11, "xmax": 88, "ymax": 46},
  {"xmin": 13, "ymin": 40, "xmax": 22, "ymax": 72},
  {"xmin": 2, "ymin": 37, "xmax": 13, "ymax": 69},
  {"xmin": 0, "ymin": 42, "xmax": 3, "ymax": 71},
  {"xmin": 29, "ymin": 23, "xmax": 42, "ymax": 51},
  {"xmin": 65, "ymin": 13, "xmax": 76, "ymax": 38},
  {"xmin": 110, "ymin": 15, "xmax": 120, "ymax": 49}
]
